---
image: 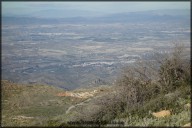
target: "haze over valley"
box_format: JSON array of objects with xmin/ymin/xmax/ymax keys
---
[{"xmin": 2, "ymin": 8, "xmax": 190, "ymax": 90}]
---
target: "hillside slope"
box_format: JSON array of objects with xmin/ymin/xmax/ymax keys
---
[
  {"xmin": 1, "ymin": 80, "xmax": 111, "ymax": 126},
  {"xmin": 1, "ymin": 79, "xmax": 191, "ymax": 127}
]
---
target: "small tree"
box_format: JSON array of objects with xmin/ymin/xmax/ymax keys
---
[{"xmin": 158, "ymin": 44, "xmax": 190, "ymax": 92}]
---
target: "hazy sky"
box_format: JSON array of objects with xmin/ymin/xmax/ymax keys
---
[{"xmin": 2, "ymin": 2, "xmax": 190, "ymax": 15}]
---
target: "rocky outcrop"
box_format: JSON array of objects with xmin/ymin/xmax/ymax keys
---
[
  {"xmin": 57, "ymin": 90, "xmax": 98, "ymax": 98},
  {"xmin": 152, "ymin": 110, "xmax": 171, "ymax": 118}
]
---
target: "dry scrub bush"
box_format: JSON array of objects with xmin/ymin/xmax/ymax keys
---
[
  {"xmin": 158, "ymin": 44, "xmax": 190, "ymax": 92},
  {"xmin": 115, "ymin": 43, "xmax": 190, "ymax": 113},
  {"xmin": 68, "ymin": 91, "xmax": 127, "ymax": 124},
  {"xmin": 73, "ymin": 104, "xmax": 103, "ymax": 122},
  {"xmin": 116, "ymin": 62, "xmax": 160, "ymax": 110},
  {"xmin": 94, "ymin": 93, "xmax": 125, "ymax": 121}
]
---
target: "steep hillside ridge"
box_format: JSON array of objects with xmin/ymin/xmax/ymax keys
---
[{"xmin": 1, "ymin": 80, "xmax": 112, "ymax": 126}]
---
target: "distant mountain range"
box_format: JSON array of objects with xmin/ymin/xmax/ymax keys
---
[
  {"xmin": 2, "ymin": 9, "xmax": 190, "ymax": 24},
  {"xmin": 2, "ymin": 8, "xmax": 108, "ymax": 18}
]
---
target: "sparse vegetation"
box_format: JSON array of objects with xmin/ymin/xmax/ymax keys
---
[{"xmin": 2, "ymin": 44, "xmax": 191, "ymax": 127}]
